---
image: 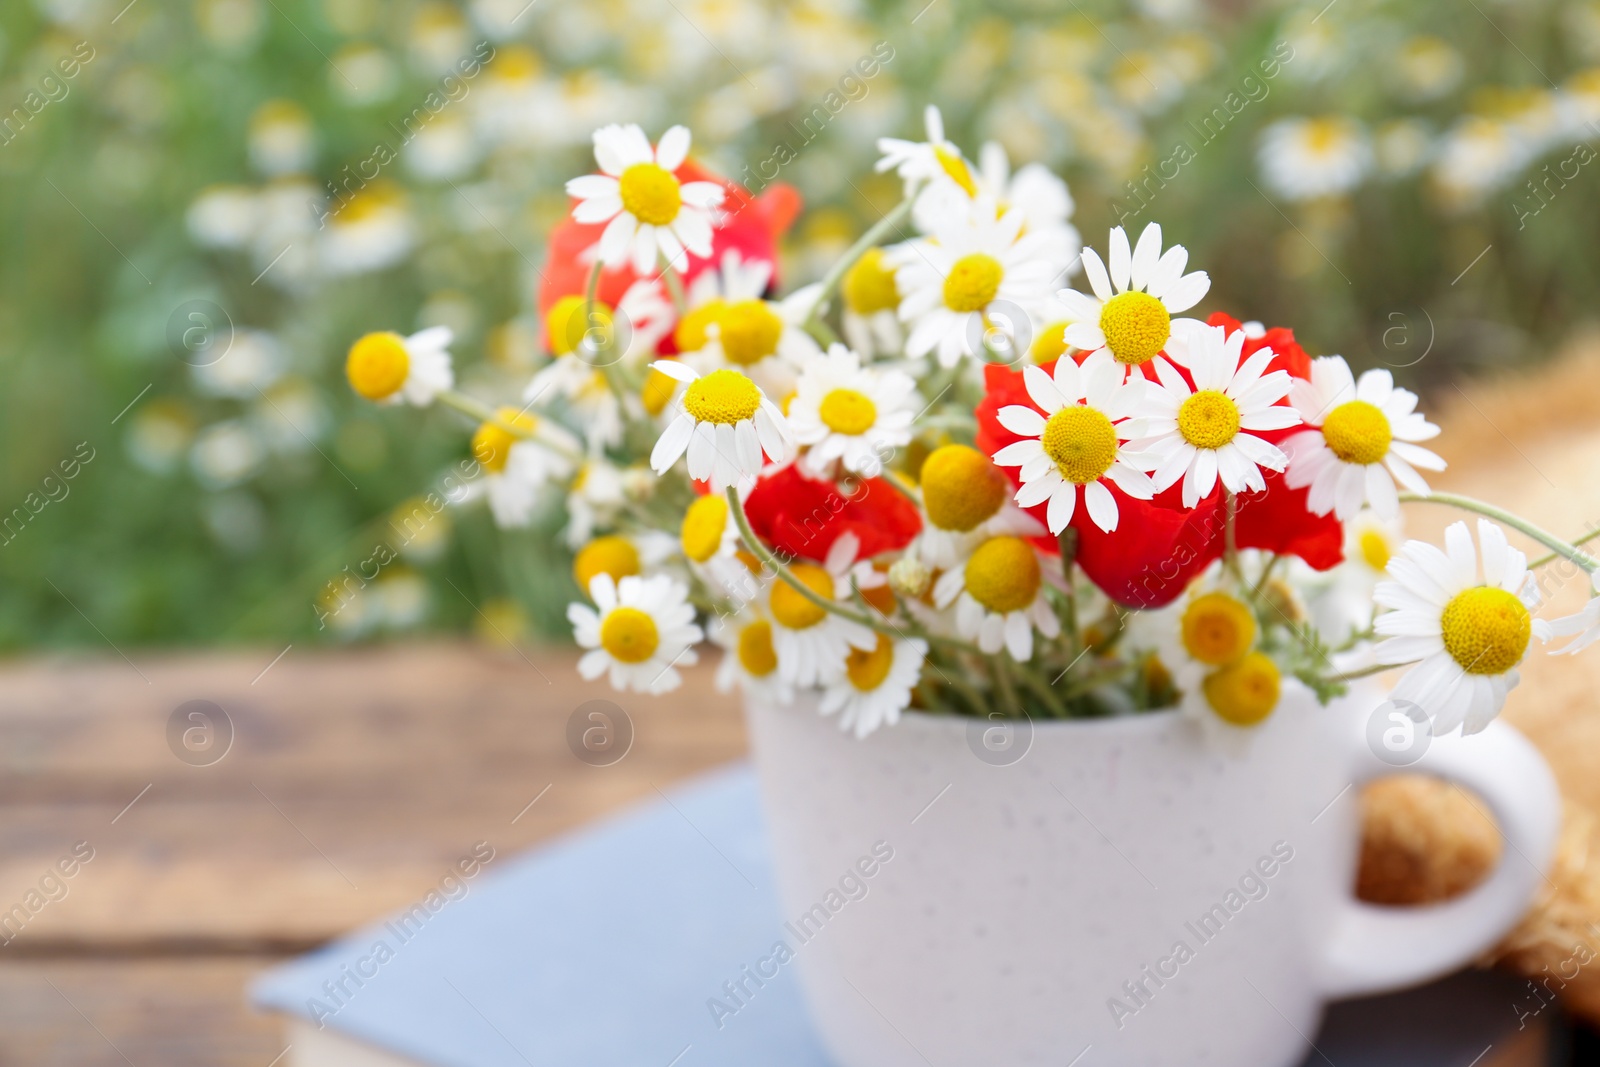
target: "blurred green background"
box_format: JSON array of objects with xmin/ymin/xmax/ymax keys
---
[{"xmin": 5, "ymin": 0, "xmax": 1599, "ymax": 650}]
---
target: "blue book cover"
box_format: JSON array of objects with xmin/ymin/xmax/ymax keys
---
[{"xmin": 252, "ymin": 764, "xmax": 1550, "ymax": 1067}]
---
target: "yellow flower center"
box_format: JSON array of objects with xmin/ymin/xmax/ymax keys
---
[
  {"xmin": 736, "ymin": 619, "xmax": 778, "ymax": 677},
  {"xmin": 599, "ymin": 606, "xmax": 659, "ymax": 663},
  {"xmin": 1041, "ymin": 404, "xmax": 1119, "ymax": 485},
  {"xmin": 964, "ymin": 536, "xmax": 1041, "ymax": 614},
  {"xmin": 770, "ymin": 563, "xmax": 834, "ymax": 630},
  {"xmin": 1358, "ymin": 529, "xmax": 1391, "ymax": 572},
  {"xmin": 1439, "ymin": 586, "xmax": 1532, "ymax": 675},
  {"xmin": 674, "ymin": 298, "xmax": 725, "ymax": 354},
  {"xmin": 346, "ymin": 332, "xmax": 410, "ymax": 400},
  {"xmin": 920, "ymin": 444, "xmax": 1007, "ymax": 532},
  {"xmin": 1303, "ymin": 116, "xmax": 1348, "ymax": 155},
  {"xmin": 1178, "ymin": 390, "xmax": 1241, "ymax": 450},
  {"xmin": 942, "ymin": 253, "xmax": 1003, "ymax": 313},
  {"xmin": 682, "ymin": 369, "xmax": 762, "ymax": 425},
  {"xmin": 641, "ymin": 368, "xmax": 678, "ymax": 415},
  {"xmin": 1181, "ymin": 591, "xmax": 1256, "ymax": 667},
  {"xmin": 1098, "ymin": 290, "xmax": 1171, "ymax": 366},
  {"xmin": 1202, "ymin": 652, "xmax": 1281, "ymax": 726},
  {"xmin": 545, "ymin": 295, "xmax": 614, "ymax": 357},
  {"xmin": 1030, "ymin": 321, "xmax": 1072, "ymax": 364},
  {"xmin": 846, "ymin": 634, "xmax": 896, "ymax": 691},
  {"xmin": 471, "ymin": 407, "xmax": 536, "ymax": 474},
  {"xmin": 716, "ymin": 299, "xmax": 784, "ymax": 366},
  {"xmin": 842, "ymin": 247, "xmax": 900, "ymax": 315},
  {"xmin": 618, "ymin": 161, "xmax": 682, "ymax": 227},
  {"xmin": 574, "ymin": 535, "xmax": 640, "ymax": 595},
  {"xmin": 1321, "ymin": 399, "xmax": 1392, "ymax": 466},
  {"xmin": 681, "ymin": 494, "xmax": 729, "ymax": 563},
  {"xmin": 934, "ymin": 146, "xmax": 978, "ymax": 197},
  {"xmin": 818, "ymin": 388, "xmax": 878, "ymax": 436}
]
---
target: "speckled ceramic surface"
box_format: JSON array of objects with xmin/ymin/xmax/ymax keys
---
[{"xmin": 745, "ymin": 682, "xmax": 1558, "ymax": 1067}]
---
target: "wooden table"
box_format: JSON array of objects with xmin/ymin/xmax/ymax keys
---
[{"xmin": 0, "ymin": 643, "xmax": 744, "ymax": 1065}]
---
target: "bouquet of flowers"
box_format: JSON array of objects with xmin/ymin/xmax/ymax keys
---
[{"xmin": 342, "ymin": 105, "xmax": 1600, "ymax": 741}]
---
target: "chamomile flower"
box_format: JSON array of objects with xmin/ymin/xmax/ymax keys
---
[
  {"xmin": 977, "ymin": 141, "xmax": 1079, "ymax": 242},
  {"xmin": 839, "ymin": 247, "xmax": 904, "ymax": 358},
  {"xmin": 990, "ymin": 350, "xmax": 1157, "ymax": 533},
  {"xmin": 671, "ymin": 250, "xmax": 814, "ymax": 396},
  {"xmin": 564, "ymin": 458, "xmax": 627, "ymax": 548},
  {"xmin": 710, "ymin": 611, "xmax": 795, "ymax": 705},
  {"xmin": 1161, "ymin": 584, "xmax": 1283, "ymax": 730},
  {"xmin": 1057, "ymin": 223, "xmax": 1211, "ymax": 373},
  {"xmin": 648, "ymin": 361, "xmax": 793, "ymax": 491},
  {"xmin": 1303, "ymin": 510, "xmax": 1405, "ymax": 645},
  {"xmin": 1283, "ymin": 356, "xmax": 1445, "ymax": 520},
  {"xmin": 1257, "ymin": 117, "xmax": 1373, "ymax": 202},
  {"xmin": 461, "ymin": 407, "xmax": 579, "ymax": 527},
  {"xmin": 345, "ymin": 326, "xmax": 455, "ymax": 406},
  {"xmin": 932, "ymin": 534, "xmax": 1062, "ymax": 660},
  {"xmin": 1375, "ymin": 520, "xmax": 1552, "ymax": 735},
  {"xmin": 680, "ymin": 488, "xmax": 760, "ymax": 603},
  {"xmin": 875, "ymin": 104, "xmax": 974, "ymax": 195},
  {"xmin": 787, "ymin": 345, "xmax": 919, "ymax": 478},
  {"xmin": 697, "ymin": 288, "xmax": 820, "ymax": 395},
  {"xmin": 572, "ymin": 532, "xmax": 677, "ymax": 600},
  {"xmin": 914, "ymin": 141, "xmax": 1082, "ymax": 268},
  {"xmin": 566, "ymin": 124, "xmax": 726, "ymax": 274},
  {"xmin": 1546, "ymin": 573, "xmax": 1600, "ymax": 656},
  {"xmin": 527, "ymin": 280, "xmax": 674, "ymax": 452},
  {"xmin": 914, "ymin": 443, "xmax": 1046, "ymax": 570},
  {"xmin": 1138, "ymin": 324, "xmax": 1302, "ymax": 508},
  {"xmin": 820, "ymin": 633, "xmax": 928, "ymax": 739},
  {"xmin": 766, "ymin": 533, "xmax": 877, "ymax": 687},
  {"xmin": 890, "ymin": 196, "xmax": 1062, "ymax": 368},
  {"xmin": 568, "ymin": 573, "xmax": 702, "ymax": 695}
]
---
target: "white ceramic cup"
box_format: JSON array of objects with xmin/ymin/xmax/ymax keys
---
[{"xmin": 745, "ymin": 682, "xmax": 1559, "ymax": 1067}]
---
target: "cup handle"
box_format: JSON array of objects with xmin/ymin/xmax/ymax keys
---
[{"xmin": 1318, "ymin": 716, "xmax": 1560, "ymax": 999}]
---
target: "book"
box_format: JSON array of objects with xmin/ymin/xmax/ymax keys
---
[{"xmin": 253, "ymin": 765, "xmax": 1557, "ymax": 1067}]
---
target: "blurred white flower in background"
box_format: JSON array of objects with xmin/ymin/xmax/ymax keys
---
[
  {"xmin": 192, "ymin": 329, "xmax": 285, "ymax": 399},
  {"xmin": 320, "ymin": 181, "xmax": 416, "ymax": 275},
  {"xmin": 187, "ymin": 186, "xmax": 260, "ymax": 250},
  {"xmin": 1258, "ymin": 117, "xmax": 1373, "ymax": 201},
  {"xmin": 248, "ymin": 100, "xmax": 316, "ymax": 177},
  {"xmin": 190, "ymin": 420, "xmax": 265, "ymax": 490},
  {"xmin": 331, "ymin": 43, "xmax": 401, "ymax": 106},
  {"xmin": 1393, "ymin": 36, "xmax": 1463, "ymax": 102}
]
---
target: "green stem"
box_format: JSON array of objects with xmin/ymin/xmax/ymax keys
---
[
  {"xmin": 805, "ymin": 315, "xmax": 842, "ymax": 349},
  {"xmin": 1014, "ymin": 661, "xmax": 1069, "ymax": 718},
  {"xmin": 993, "ymin": 654, "xmax": 1024, "ymax": 715},
  {"xmin": 1330, "ymin": 661, "xmax": 1415, "ymax": 683},
  {"xmin": 438, "ymin": 388, "xmax": 507, "ymax": 428},
  {"xmin": 1529, "ymin": 523, "xmax": 1600, "ymax": 570},
  {"xmin": 1398, "ymin": 491, "xmax": 1598, "ymax": 572},
  {"xmin": 437, "ymin": 389, "xmax": 583, "ymax": 463},
  {"xmin": 1060, "ymin": 662, "xmax": 1132, "ymax": 701},
  {"xmin": 1057, "ymin": 527, "xmax": 1080, "ymax": 649},
  {"xmin": 1249, "ymin": 552, "xmax": 1282, "ymax": 604},
  {"xmin": 658, "ymin": 253, "xmax": 687, "ymax": 315},
  {"xmin": 1223, "ymin": 490, "xmax": 1241, "ymax": 579},
  {"xmin": 801, "ymin": 198, "xmax": 914, "ymax": 332}
]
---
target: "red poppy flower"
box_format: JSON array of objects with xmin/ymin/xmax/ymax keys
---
[
  {"xmin": 537, "ymin": 161, "xmax": 801, "ymax": 350},
  {"xmin": 743, "ymin": 464, "xmax": 921, "ymax": 563}
]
